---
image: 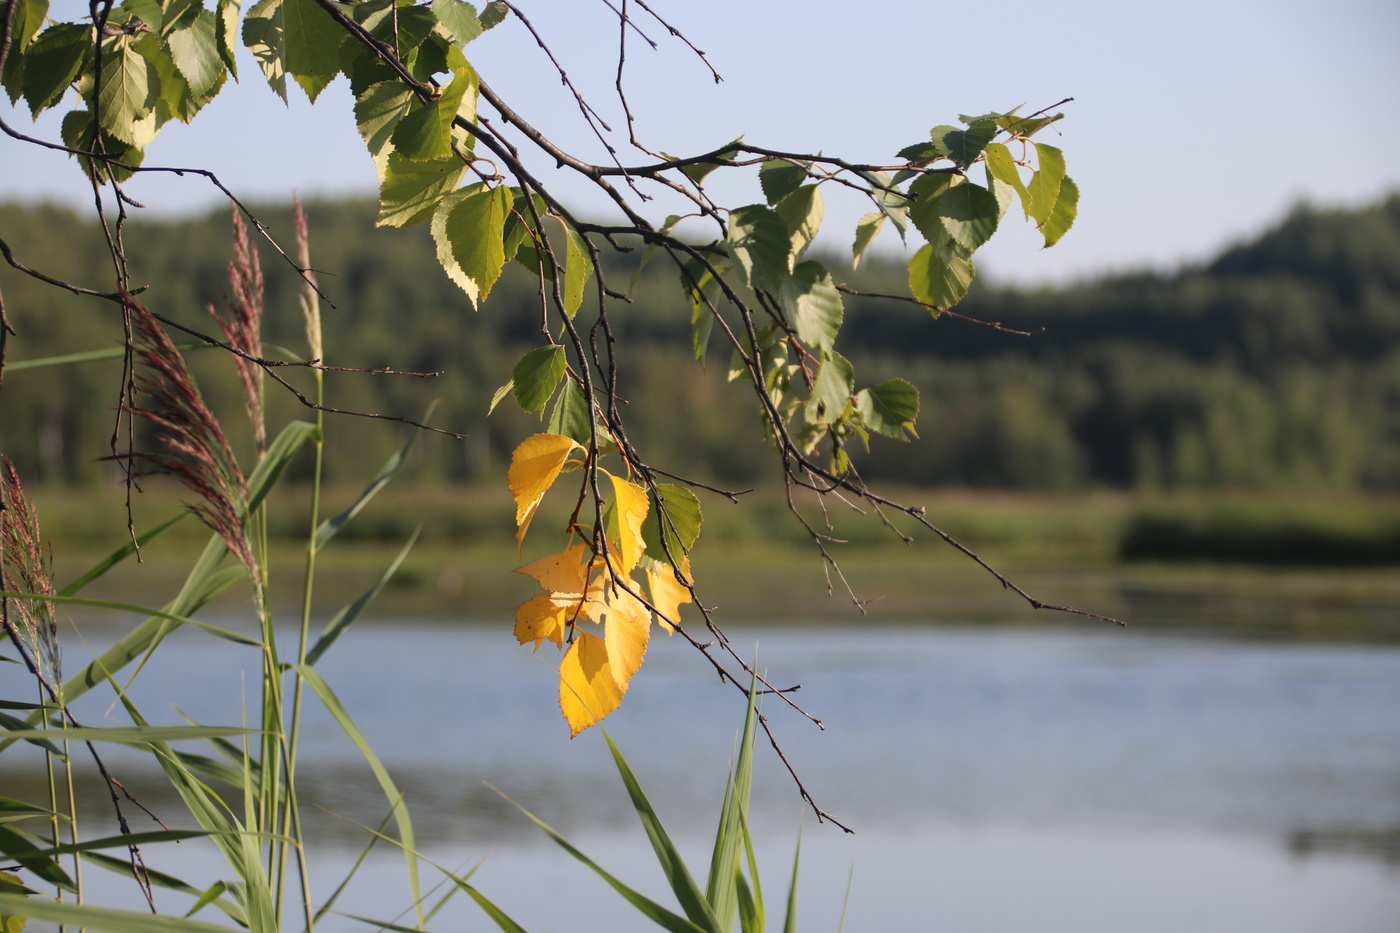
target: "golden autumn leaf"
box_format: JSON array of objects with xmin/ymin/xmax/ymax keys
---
[
  {"xmin": 559, "ymin": 631, "xmax": 623, "ymax": 736},
  {"xmin": 514, "ymin": 593, "xmax": 568, "ymax": 651},
  {"xmin": 646, "ymin": 556, "xmax": 693, "ymax": 633},
  {"xmin": 515, "ymin": 542, "xmax": 610, "ymax": 622},
  {"xmin": 599, "ymin": 579, "xmax": 650, "ymax": 690},
  {"xmin": 508, "ymin": 433, "xmax": 581, "ymax": 551},
  {"xmin": 604, "ymin": 471, "xmax": 649, "ymax": 574},
  {"xmin": 515, "ymin": 542, "xmax": 590, "ymax": 595}
]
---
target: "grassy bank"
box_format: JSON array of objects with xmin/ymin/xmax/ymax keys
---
[
  {"xmin": 26, "ymin": 482, "xmax": 1400, "ymax": 642},
  {"xmin": 34, "ymin": 481, "xmax": 1400, "ymax": 564}
]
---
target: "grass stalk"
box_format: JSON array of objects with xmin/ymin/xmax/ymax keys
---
[{"xmin": 279, "ymin": 360, "xmax": 324, "ymax": 933}]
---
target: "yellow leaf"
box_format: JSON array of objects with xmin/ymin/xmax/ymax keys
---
[
  {"xmin": 514, "ymin": 593, "xmax": 568, "ymax": 651},
  {"xmin": 604, "ymin": 471, "xmax": 649, "ymax": 574},
  {"xmin": 646, "ymin": 557, "xmax": 693, "ymax": 633},
  {"xmin": 516, "ymin": 543, "xmax": 610, "ymax": 619},
  {"xmin": 515, "ymin": 542, "xmax": 590, "ymax": 595},
  {"xmin": 600, "ymin": 579, "xmax": 650, "ymax": 690},
  {"xmin": 508, "ymin": 433, "xmax": 581, "ymax": 551},
  {"xmin": 559, "ymin": 631, "xmax": 623, "ymax": 736}
]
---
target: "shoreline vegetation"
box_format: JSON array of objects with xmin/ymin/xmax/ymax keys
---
[
  {"xmin": 8, "ymin": 192, "xmax": 1400, "ymax": 640},
  {"xmin": 35, "ymin": 481, "xmax": 1400, "ymax": 642},
  {"xmin": 4, "ymin": 194, "xmax": 1400, "ymax": 493}
]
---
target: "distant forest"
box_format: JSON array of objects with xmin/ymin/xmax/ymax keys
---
[{"xmin": 3, "ymin": 194, "xmax": 1399, "ymax": 490}]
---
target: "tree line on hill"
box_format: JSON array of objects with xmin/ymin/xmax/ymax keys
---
[{"xmin": 2, "ymin": 194, "xmax": 1398, "ymax": 491}]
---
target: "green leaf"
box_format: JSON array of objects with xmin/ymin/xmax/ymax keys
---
[
  {"xmin": 779, "ymin": 260, "xmax": 843, "ymax": 352},
  {"xmin": 60, "ymin": 108, "xmax": 144, "ymax": 184},
  {"xmin": 652, "ymin": 484, "xmax": 702, "ymax": 556},
  {"xmin": 20, "ymin": 23, "xmax": 89, "ymax": 117},
  {"xmin": 391, "ymin": 65, "xmax": 473, "ymax": 161},
  {"xmin": 512, "ymin": 345, "xmax": 567, "ymax": 414},
  {"xmin": 1026, "ymin": 142, "xmax": 1066, "ymax": 226},
  {"xmin": 958, "ymin": 109, "xmax": 1005, "ymax": 125},
  {"xmin": 97, "ymin": 37, "xmax": 160, "ymax": 146},
  {"xmin": 242, "ymin": 0, "xmax": 287, "ymax": 100},
  {"xmin": 147, "ymin": 29, "xmax": 218, "ymax": 124},
  {"xmin": 432, "ymin": 0, "xmax": 483, "ymax": 46},
  {"xmin": 1000, "ymin": 109, "xmax": 1064, "ymax": 138},
  {"xmin": 551, "ymin": 217, "xmax": 594, "ymax": 317},
  {"xmin": 120, "ymin": 0, "xmax": 163, "ymax": 31},
  {"xmin": 806, "ymin": 352, "xmax": 854, "ymax": 424},
  {"xmin": 434, "ymin": 181, "xmax": 509, "ymax": 306},
  {"xmin": 680, "ymin": 257, "xmax": 721, "ymax": 363},
  {"xmin": 281, "ymin": 0, "xmax": 342, "ymax": 98},
  {"xmin": 759, "ymin": 159, "xmax": 807, "ymax": 204},
  {"xmin": 167, "ymin": 9, "xmax": 224, "ymax": 98},
  {"xmin": 774, "ymin": 184, "xmax": 823, "ymax": 262},
  {"xmin": 726, "ymin": 204, "xmax": 791, "ymax": 294},
  {"xmin": 362, "ymin": 1, "xmax": 438, "ymax": 52},
  {"xmin": 870, "ymin": 171, "xmax": 911, "ymax": 240},
  {"xmin": 856, "ymin": 378, "xmax": 919, "ymax": 439},
  {"xmin": 912, "ymin": 179, "xmax": 1000, "ymax": 256},
  {"xmin": 852, "ymin": 211, "xmax": 884, "ymax": 269},
  {"xmin": 933, "ymin": 120, "xmax": 997, "ymax": 168},
  {"xmin": 896, "ymin": 140, "xmax": 942, "ymax": 162},
  {"xmin": 547, "ymin": 379, "xmax": 591, "ymax": 444},
  {"xmin": 1041, "ymin": 174, "xmax": 1079, "ymax": 247},
  {"xmin": 908, "ymin": 242, "xmax": 975, "ymax": 311},
  {"xmin": 986, "ymin": 165, "xmax": 1014, "ymax": 221},
  {"xmin": 216, "ymin": 0, "xmax": 240, "ymax": 77},
  {"xmin": 678, "ymin": 139, "xmax": 741, "ymax": 185},
  {"xmin": 0, "ymin": 0, "xmax": 49, "ymax": 103},
  {"xmin": 5, "ymin": 0, "xmax": 48, "ymax": 57},
  {"xmin": 982, "ymin": 141, "xmax": 1030, "ymax": 217},
  {"xmin": 487, "ymin": 378, "xmax": 514, "ymax": 414},
  {"xmin": 355, "ymin": 80, "xmax": 415, "ymax": 180},
  {"xmin": 377, "ymin": 151, "xmax": 465, "ymax": 228},
  {"xmin": 479, "ymin": 0, "xmax": 508, "ymax": 30}
]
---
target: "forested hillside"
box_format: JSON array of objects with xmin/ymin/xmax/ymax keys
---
[{"xmin": 3, "ymin": 195, "xmax": 1398, "ymax": 489}]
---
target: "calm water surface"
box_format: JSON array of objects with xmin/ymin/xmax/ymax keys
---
[{"xmin": 8, "ymin": 617, "xmax": 1400, "ymax": 932}]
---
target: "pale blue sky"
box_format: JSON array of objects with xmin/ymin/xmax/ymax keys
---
[{"xmin": 3, "ymin": 0, "xmax": 1397, "ymax": 285}]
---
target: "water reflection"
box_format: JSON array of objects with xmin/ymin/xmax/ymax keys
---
[{"xmin": 6, "ymin": 619, "xmax": 1400, "ymax": 930}]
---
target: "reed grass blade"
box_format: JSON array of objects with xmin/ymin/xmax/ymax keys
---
[
  {"xmin": 306, "ymin": 530, "xmax": 419, "ymax": 666},
  {"xmin": 602, "ymin": 730, "xmax": 720, "ymax": 932},
  {"xmin": 0, "ymin": 895, "xmax": 240, "ymax": 932}
]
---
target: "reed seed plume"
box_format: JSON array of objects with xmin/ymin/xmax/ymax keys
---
[
  {"xmin": 1, "ymin": 456, "xmax": 61, "ymax": 684},
  {"xmin": 124, "ymin": 300, "xmax": 256, "ymax": 579},
  {"xmin": 207, "ymin": 207, "xmax": 267, "ymax": 452},
  {"xmin": 295, "ymin": 196, "xmax": 323, "ymax": 363}
]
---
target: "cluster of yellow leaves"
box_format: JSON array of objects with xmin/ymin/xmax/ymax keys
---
[{"xmin": 508, "ymin": 434, "xmax": 693, "ymax": 736}]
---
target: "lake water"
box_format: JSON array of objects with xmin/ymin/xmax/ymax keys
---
[{"xmin": 6, "ymin": 615, "xmax": 1400, "ymax": 932}]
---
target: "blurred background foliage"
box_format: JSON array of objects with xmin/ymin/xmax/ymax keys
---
[{"xmin": 3, "ymin": 193, "xmax": 1399, "ymax": 566}]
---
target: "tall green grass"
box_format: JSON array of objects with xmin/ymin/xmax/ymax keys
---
[{"xmin": 0, "ymin": 216, "xmax": 831, "ymax": 933}]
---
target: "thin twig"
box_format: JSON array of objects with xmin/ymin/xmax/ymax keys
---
[{"xmin": 834, "ymin": 283, "xmax": 1044, "ymax": 336}]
